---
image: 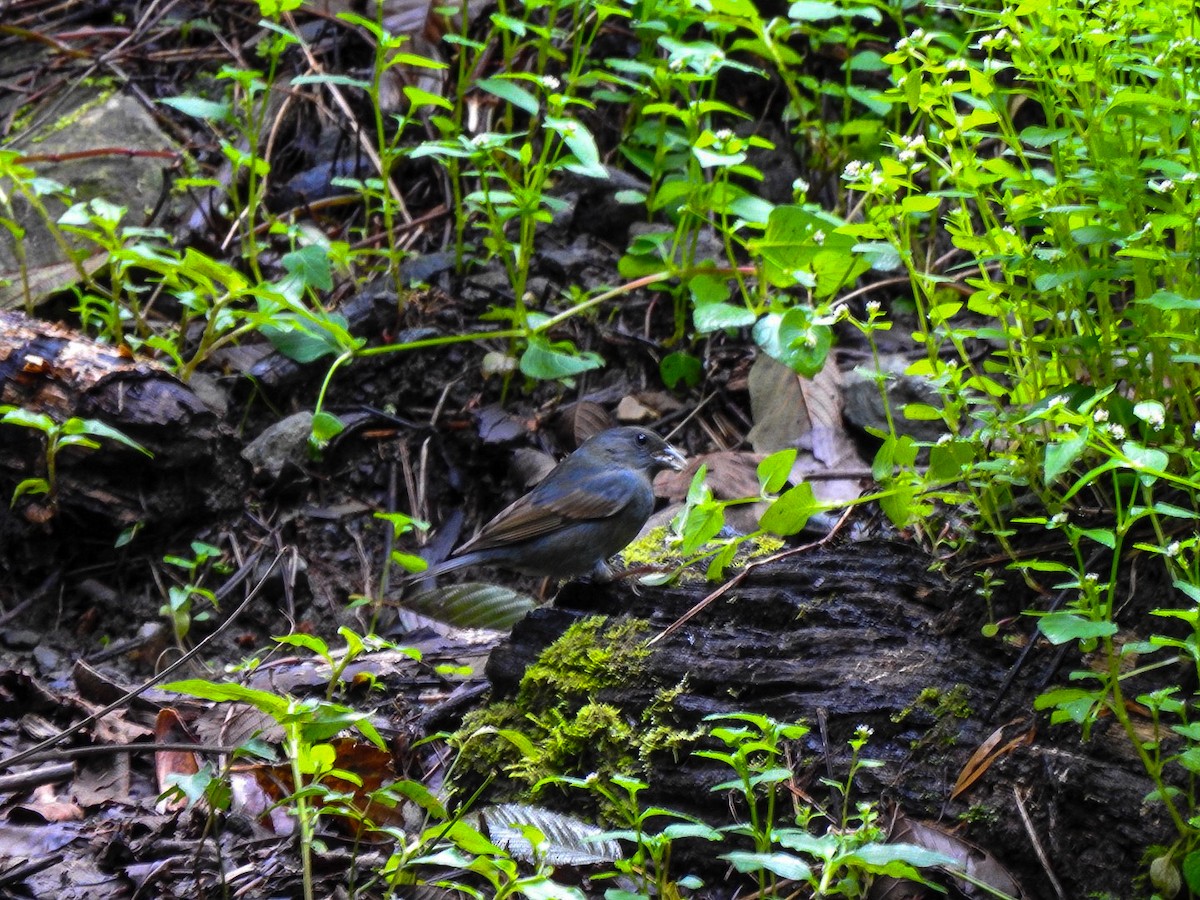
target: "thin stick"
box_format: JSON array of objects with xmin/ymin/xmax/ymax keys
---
[
  {"xmin": 0, "ymin": 549, "xmax": 283, "ymax": 772},
  {"xmin": 648, "ymin": 505, "xmax": 854, "ymax": 646}
]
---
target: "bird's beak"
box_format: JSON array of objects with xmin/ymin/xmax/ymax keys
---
[{"xmin": 656, "ymin": 443, "xmax": 687, "ymax": 472}]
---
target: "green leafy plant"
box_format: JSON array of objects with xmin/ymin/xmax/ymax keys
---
[
  {"xmin": 0, "ymin": 406, "xmax": 151, "ymax": 509},
  {"xmin": 160, "ymin": 540, "xmax": 231, "ymax": 645},
  {"xmin": 164, "ymin": 674, "xmax": 388, "ymax": 900},
  {"xmin": 546, "ymin": 715, "xmax": 960, "ymax": 898},
  {"xmin": 546, "ymin": 772, "xmax": 719, "ymax": 898},
  {"xmin": 824, "ymin": 1, "xmax": 1200, "ymax": 890}
]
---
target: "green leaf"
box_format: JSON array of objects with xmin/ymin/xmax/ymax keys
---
[
  {"xmin": 391, "ymin": 551, "xmax": 428, "ymax": 574},
  {"xmin": 1044, "ymin": 431, "xmax": 1087, "ymax": 483},
  {"xmin": 680, "ymin": 499, "xmax": 726, "ymax": 554},
  {"xmin": 519, "ymin": 337, "xmax": 604, "ymax": 380},
  {"xmin": 759, "ymin": 481, "xmax": 816, "ymax": 536},
  {"xmin": 660, "ymin": 352, "xmax": 702, "ymax": 390},
  {"xmin": 850, "ymin": 841, "xmax": 957, "ymax": 869},
  {"xmin": 1182, "ymin": 850, "xmax": 1200, "ymax": 891},
  {"xmin": 757, "ymin": 449, "xmax": 796, "ymax": 494},
  {"xmin": 163, "ymin": 679, "xmax": 291, "ymax": 717},
  {"xmin": 545, "ymin": 116, "xmax": 607, "ymax": 179},
  {"xmin": 694, "ymin": 301, "xmax": 757, "ymax": 333},
  {"xmin": 68, "ymin": 419, "xmax": 150, "ymax": 456},
  {"xmin": 721, "ymin": 850, "xmax": 812, "ymax": 881},
  {"xmin": 0, "ymin": 408, "xmax": 55, "ymax": 432},
  {"xmin": 262, "ymin": 314, "xmax": 351, "ymax": 363},
  {"xmin": 160, "ymin": 95, "xmax": 231, "ymax": 123},
  {"xmin": 310, "ymin": 412, "xmax": 345, "ymax": 451},
  {"xmin": 753, "ymin": 309, "xmax": 831, "ymax": 377},
  {"xmin": 1136, "ymin": 290, "xmax": 1200, "ymax": 310},
  {"xmin": 477, "ymin": 76, "xmax": 539, "ymax": 115},
  {"xmin": 281, "ymin": 244, "xmax": 333, "ymax": 291},
  {"xmin": 1121, "ymin": 440, "xmax": 1169, "ymax": 484},
  {"xmin": 275, "ymin": 633, "xmax": 331, "ymax": 657},
  {"xmin": 928, "ymin": 438, "xmax": 973, "ymax": 481},
  {"xmin": 12, "ymin": 478, "xmax": 50, "ymax": 503},
  {"xmin": 1037, "ymin": 612, "xmax": 1118, "ymax": 645}
]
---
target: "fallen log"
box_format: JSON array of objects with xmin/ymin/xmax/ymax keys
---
[
  {"xmin": 0, "ymin": 310, "xmax": 247, "ymax": 541},
  {"xmin": 479, "ymin": 541, "xmax": 1173, "ymax": 899}
]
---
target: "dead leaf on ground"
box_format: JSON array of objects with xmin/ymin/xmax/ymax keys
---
[
  {"xmin": 951, "ymin": 722, "xmax": 1036, "ymax": 801},
  {"xmin": 875, "ymin": 813, "xmax": 1026, "ymax": 899},
  {"xmin": 154, "ymin": 708, "xmax": 200, "ymax": 813},
  {"xmin": 745, "ymin": 356, "xmax": 869, "ymax": 506}
]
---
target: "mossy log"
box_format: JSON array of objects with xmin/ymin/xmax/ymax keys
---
[{"xmin": 481, "ymin": 541, "xmax": 1172, "ymax": 899}]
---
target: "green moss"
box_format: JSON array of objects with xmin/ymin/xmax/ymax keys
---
[
  {"xmin": 957, "ymin": 804, "xmax": 999, "ymax": 827},
  {"xmin": 619, "ymin": 525, "xmax": 787, "ymax": 577},
  {"xmin": 892, "ymin": 684, "xmax": 972, "ymax": 725},
  {"xmin": 22, "ymin": 83, "xmax": 118, "ymax": 142},
  {"xmin": 450, "ymin": 616, "xmax": 703, "ymax": 795},
  {"xmin": 517, "ymin": 615, "xmax": 651, "ymax": 706}
]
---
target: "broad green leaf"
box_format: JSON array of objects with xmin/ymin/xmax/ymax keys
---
[
  {"xmin": 1044, "ymin": 431, "xmax": 1087, "ymax": 483},
  {"xmin": 281, "ymin": 244, "xmax": 333, "ymax": 292},
  {"xmin": 757, "ymin": 449, "xmax": 797, "ymax": 494},
  {"xmin": 519, "ymin": 337, "xmax": 604, "ymax": 380},
  {"xmin": 160, "ymin": 96, "xmax": 231, "ymax": 122},
  {"xmin": 759, "ymin": 481, "xmax": 815, "ymax": 536},
  {"xmin": 477, "ymin": 76, "xmax": 539, "ymax": 114},
  {"xmin": 1037, "ymin": 612, "xmax": 1118, "ymax": 645},
  {"xmin": 660, "ymin": 352, "xmax": 702, "ymax": 390},
  {"xmin": 721, "ymin": 850, "xmax": 812, "ymax": 880}
]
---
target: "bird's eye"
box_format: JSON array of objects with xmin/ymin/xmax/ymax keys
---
[{"xmin": 636, "ymin": 432, "xmax": 648, "ymax": 445}]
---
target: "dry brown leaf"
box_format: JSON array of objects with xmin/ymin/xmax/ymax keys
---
[
  {"xmin": 554, "ymin": 401, "xmax": 613, "ymax": 445},
  {"xmin": 878, "ymin": 813, "xmax": 1027, "ymax": 899},
  {"xmin": 950, "ymin": 723, "xmax": 1035, "ymax": 801},
  {"xmin": 240, "ymin": 738, "xmax": 401, "ymax": 838},
  {"xmin": 154, "ymin": 708, "xmax": 200, "ymax": 813}
]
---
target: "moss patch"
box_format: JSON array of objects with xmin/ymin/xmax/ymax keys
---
[{"xmin": 453, "ymin": 616, "xmax": 703, "ymax": 793}]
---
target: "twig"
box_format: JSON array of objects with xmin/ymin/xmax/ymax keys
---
[
  {"xmin": 647, "ymin": 505, "xmax": 855, "ymax": 646},
  {"xmin": 1013, "ymin": 785, "xmax": 1065, "ymax": 900},
  {"xmin": 10, "ymin": 742, "xmax": 244, "ymax": 764},
  {"xmin": 0, "ymin": 549, "xmax": 283, "ymax": 772}
]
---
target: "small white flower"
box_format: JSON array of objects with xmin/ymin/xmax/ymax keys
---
[
  {"xmin": 1050, "ymin": 512, "xmax": 1069, "ymax": 526},
  {"xmin": 866, "ymin": 299, "xmax": 882, "ymax": 314},
  {"xmin": 1150, "ymin": 179, "xmax": 1176, "ymax": 194},
  {"xmin": 1093, "ymin": 408, "xmax": 1109, "ymax": 423},
  {"xmin": 1084, "ymin": 572, "xmax": 1099, "ymax": 584},
  {"xmin": 1110, "ymin": 424, "xmax": 1126, "ymax": 440},
  {"xmin": 1167, "ymin": 541, "xmax": 1182, "ymax": 558},
  {"xmin": 1192, "ymin": 421, "xmax": 1200, "ymax": 441},
  {"xmin": 812, "ymin": 229, "xmax": 826, "ymax": 245},
  {"xmin": 542, "ymin": 75, "xmax": 560, "ymax": 91},
  {"xmin": 793, "ymin": 177, "xmax": 810, "ymax": 195}
]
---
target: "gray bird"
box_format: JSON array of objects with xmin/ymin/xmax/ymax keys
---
[{"xmin": 422, "ymin": 427, "xmax": 686, "ymax": 580}]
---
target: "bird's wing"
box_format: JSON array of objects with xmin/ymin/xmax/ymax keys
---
[{"xmin": 455, "ymin": 469, "xmax": 641, "ymax": 553}]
